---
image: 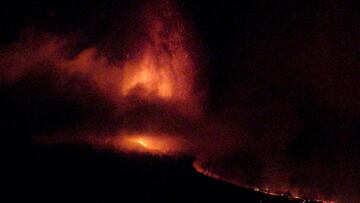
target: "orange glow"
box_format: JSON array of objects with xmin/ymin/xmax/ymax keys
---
[
  {"xmin": 134, "ymin": 138, "xmax": 148, "ymax": 148},
  {"xmin": 109, "ymin": 132, "xmax": 183, "ymax": 155},
  {"xmin": 119, "ymin": 6, "xmax": 199, "ymax": 114},
  {"xmin": 57, "ymin": 1, "xmax": 201, "ymax": 116},
  {"xmin": 193, "ymin": 159, "xmax": 335, "ymax": 203},
  {"xmin": 129, "ymin": 136, "xmax": 171, "ymax": 152},
  {"xmin": 121, "ymin": 52, "xmax": 174, "ymax": 99}
]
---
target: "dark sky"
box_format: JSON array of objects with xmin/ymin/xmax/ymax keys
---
[{"xmin": 1, "ymin": 1, "xmax": 359, "ymax": 202}]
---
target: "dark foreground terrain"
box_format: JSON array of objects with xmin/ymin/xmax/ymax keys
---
[{"xmin": 4, "ymin": 144, "xmax": 320, "ymax": 203}]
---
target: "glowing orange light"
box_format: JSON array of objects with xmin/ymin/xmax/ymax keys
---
[
  {"xmin": 118, "ymin": 6, "xmax": 199, "ymax": 115},
  {"xmin": 109, "ymin": 132, "xmax": 183, "ymax": 155},
  {"xmin": 193, "ymin": 159, "xmax": 335, "ymax": 203},
  {"xmin": 121, "ymin": 50, "xmax": 175, "ymax": 100},
  {"xmin": 135, "ymin": 138, "xmax": 148, "ymax": 148},
  {"xmin": 127, "ymin": 135, "xmax": 175, "ymax": 153}
]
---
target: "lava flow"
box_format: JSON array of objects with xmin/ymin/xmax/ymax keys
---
[{"xmin": 193, "ymin": 160, "xmax": 335, "ymax": 203}]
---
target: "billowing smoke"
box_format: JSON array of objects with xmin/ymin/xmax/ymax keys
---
[{"xmin": 1, "ymin": 0, "xmax": 359, "ymax": 202}]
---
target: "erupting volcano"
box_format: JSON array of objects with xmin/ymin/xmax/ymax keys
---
[
  {"xmin": 84, "ymin": 0, "xmax": 201, "ymax": 155},
  {"xmin": 2, "ymin": 0, "xmax": 358, "ymax": 203}
]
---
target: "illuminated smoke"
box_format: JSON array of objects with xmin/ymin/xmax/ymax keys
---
[
  {"xmin": 0, "ymin": 0, "xmax": 203, "ymax": 160},
  {"xmin": 1, "ymin": 1, "xmax": 357, "ymax": 203}
]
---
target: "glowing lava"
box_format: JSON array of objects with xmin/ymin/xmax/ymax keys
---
[
  {"xmin": 134, "ymin": 138, "xmax": 148, "ymax": 148},
  {"xmin": 108, "ymin": 132, "xmax": 184, "ymax": 155},
  {"xmin": 193, "ymin": 159, "xmax": 335, "ymax": 203}
]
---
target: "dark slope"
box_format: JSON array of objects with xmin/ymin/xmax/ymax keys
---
[{"xmin": 3, "ymin": 144, "xmax": 319, "ymax": 203}]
